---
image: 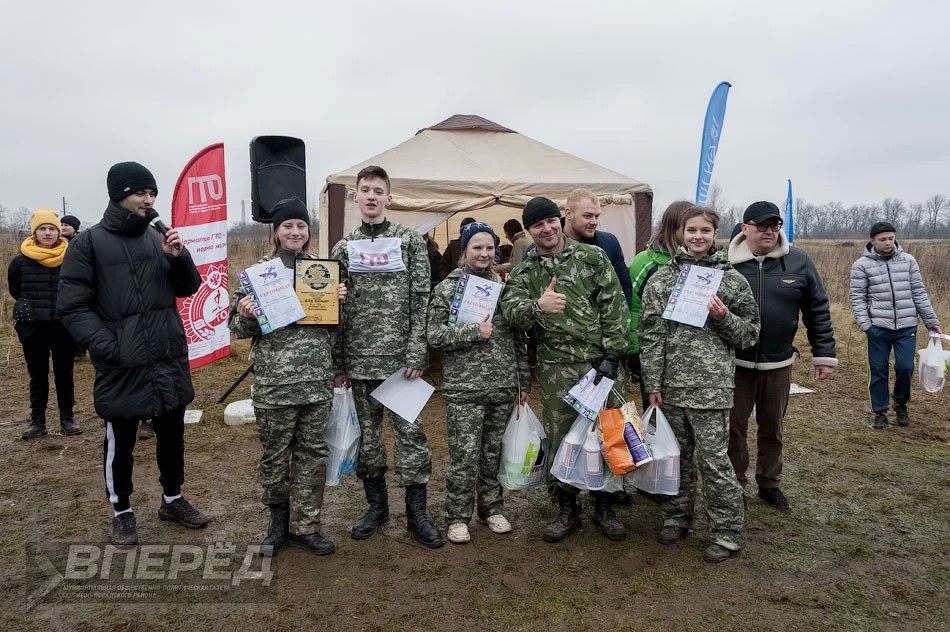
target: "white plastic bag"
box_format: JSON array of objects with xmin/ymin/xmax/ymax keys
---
[
  {"xmin": 918, "ymin": 337, "xmax": 948, "ymax": 393},
  {"xmin": 498, "ymin": 404, "xmax": 549, "ymax": 491},
  {"xmin": 628, "ymin": 406, "xmax": 681, "ymax": 496},
  {"xmin": 550, "ymin": 414, "xmax": 620, "ymax": 491},
  {"xmin": 325, "ymin": 387, "xmax": 361, "ymax": 486}
]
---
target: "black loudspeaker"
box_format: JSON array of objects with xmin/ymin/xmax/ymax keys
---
[{"xmin": 250, "ymin": 136, "xmax": 306, "ymax": 223}]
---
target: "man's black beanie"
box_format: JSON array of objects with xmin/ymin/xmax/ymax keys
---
[
  {"xmin": 271, "ymin": 197, "xmax": 310, "ymax": 230},
  {"xmin": 61, "ymin": 215, "xmax": 81, "ymax": 230},
  {"xmin": 522, "ymin": 197, "xmax": 560, "ymax": 229},
  {"xmin": 107, "ymin": 162, "xmax": 157, "ymax": 202},
  {"xmin": 869, "ymin": 221, "xmax": 896, "ymax": 238}
]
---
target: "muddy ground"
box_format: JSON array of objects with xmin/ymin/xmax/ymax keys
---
[{"xmin": 1, "ymin": 315, "xmax": 949, "ymax": 632}]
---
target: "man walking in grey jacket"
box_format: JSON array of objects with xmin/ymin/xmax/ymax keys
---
[{"xmin": 850, "ymin": 222, "xmax": 942, "ymax": 429}]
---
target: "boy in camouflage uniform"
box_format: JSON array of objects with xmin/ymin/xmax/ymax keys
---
[
  {"xmin": 330, "ymin": 166, "xmax": 442, "ymax": 548},
  {"xmin": 229, "ymin": 197, "xmax": 340, "ymax": 557},
  {"xmin": 500, "ymin": 197, "xmax": 631, "ymax": 543},
  {"xmin": 427, "ymin": 222, "xmax": 531, "ymax": 544},
  {"xmin": 640, "ymin": 206, "xmax": 760, "ymax": 563}
]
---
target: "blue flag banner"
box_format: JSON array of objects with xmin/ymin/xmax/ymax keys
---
[
  {"xmin": 695, "ymin": 81, "xmax": 732, "ymax": 206},
  {"xmin": 785, "ymin": 179, "xmax": 794, "ymax": 245}
]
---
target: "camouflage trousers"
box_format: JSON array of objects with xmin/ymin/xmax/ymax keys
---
[
  {"xmin": 351, "ymin": 379, "xmax": 432, "ymax": 487},
  {"xmin": 443, "ymin": 388, "xmax": 516, "ymax": 524},
  {"xmin": 255, "ymin": 401, "xmax": 331, "ymax": 535},
  {"xmin": 660, "ymin": 406, "xmax": 744, "ymax": 551},
  {"xmin": 536, "ymin": 361, "xmax": 626, "ymax": 495}
]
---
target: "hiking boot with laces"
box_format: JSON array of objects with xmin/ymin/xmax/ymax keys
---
[
  {"xmin": 21, "ymin": 415, "xmax": 47, "ymax": 440},
  {"xmin": 288, "ymin": 532, "xmax": 335, "ymax": 556},
  {"xmin": 872, "ymin": 412, "xmax": 888, "ymax": 430},
  {"xmin": 60, "ymin": 417, "xmax": 82, "ymax": 436},
  {"xmin": 261, "ymin": 503, "xmax": 289, "ymax": 557},
  {"xmin": 758, "ymin": 487, "xmax": 790, "ymax": 511},
  {"xmin": 591, "ymin": 492, "xmax": 626, "ymax": 541},
  {"xmin": 158, "ymin": 497, "xmax": 210, "ymax": 529},
  {"xmin": 542, "ymin": 489, "xmax": 581, "ymax": 543},
  {"xmin": 405, "ymin": 484, "xmax": 443, "ymax": 548},
  {"xmin": 703, "ymin": 543, "xmax": 739, "ymax": 563},
  {"xmin": 894, "ymin": 403, "xmax": 910, "ymax": 427},
  {"xmin": 111, "ymin": 512, "xmax": 138, "ymax": 546}
]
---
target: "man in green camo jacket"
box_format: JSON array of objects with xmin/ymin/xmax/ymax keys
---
[{"xmin": 500, "ymin": 196, "xmax": 631, "ymax": 544}]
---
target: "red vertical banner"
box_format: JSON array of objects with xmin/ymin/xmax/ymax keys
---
[{"xmin": 171, "ymin": 143, "xmax": 230, "ymax": 369}]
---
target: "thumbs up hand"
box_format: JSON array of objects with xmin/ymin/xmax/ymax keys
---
[
  {"xmin": 478, "ymin": 313, "xmax": 494, "ymax": 340},
  {"xmin": 537, "ymin": 276, "xmax": 567, "ymax": 314}
]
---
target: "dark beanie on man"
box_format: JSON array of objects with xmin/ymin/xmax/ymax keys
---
[
  {"xmin": 107, "ymin": 162, "xmax": 157, "ymax": 202},
  {"xmin": 869, "ymin": 221, "xmax": 896, "ymax": 238},
  {"xmin": 522, "ymin": 197, "xmax": 560, "ymax": 229},
  {"xmin": 270, "ymin": 197, "xmax": 310, "ymax": 230},
  {"xmin": 61, "ymin": 215, "xmax": 81, "ymax": 230}
]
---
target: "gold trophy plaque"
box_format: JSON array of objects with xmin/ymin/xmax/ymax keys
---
[{"xmin": 294, "ymin": 258, "xmax": 340, "ymax": 325}]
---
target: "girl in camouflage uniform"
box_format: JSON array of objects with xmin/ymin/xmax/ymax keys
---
[
  {"xmin": 229, "ymin": 197, "xmax": 345, "ymax": 558},
  {"xmin": 639, "ymin": 206, "xmax": 760, "ymax": 563},
  {"xmin": 427, "ymin": 222, "xmax": 530, "ymax": 544}
]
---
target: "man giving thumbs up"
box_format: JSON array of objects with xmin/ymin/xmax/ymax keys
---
[{"xmin": 500, "ymin": 196, "xmax": 630, "ymax": 544}]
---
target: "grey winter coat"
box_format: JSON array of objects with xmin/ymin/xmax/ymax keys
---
[{"xmin": 849, "ymin": 242, "xmax": 940, "ymax": 332}]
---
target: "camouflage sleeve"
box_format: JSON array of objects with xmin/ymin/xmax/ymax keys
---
[
  {"xmin": 406, "ymin": 232, "xmax": 430, "ymax": 371},
  {"xmin": 593, "ymin": 251, "xmax": 631, "ymax": 356},
  {"xmin": 426, "ymin": 280, "xmax": 482, "ymax": 351},
  {"xmin": 713, "ymin": 270, "xmax": 761, "ymax": 350},
  {"xmin": 227, "ymin": 288, "xmax": 261, "ymax": 339},
  {"xmin": 638, "ymin": 275, "xmax": 668, "ymax": 395},
  {"xmin": 499, "ymin": 265, "xmax": 538, "ymax": 332}
]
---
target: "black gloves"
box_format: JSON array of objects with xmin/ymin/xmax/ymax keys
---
[
  {"xmin": 592, "ymin": 353, "xmax": 620, "ymax": 385},
  {"xmin": 626, "ymin": 353, "xmax": 642, "ymax": 380}
]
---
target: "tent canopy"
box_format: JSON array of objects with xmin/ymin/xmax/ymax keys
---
[{"xmin": 319, "ymin": 115, "xmax": 653, "ymax": 260}]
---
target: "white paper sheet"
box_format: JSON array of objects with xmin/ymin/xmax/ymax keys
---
[
  {"xmin": 562, "ymin": 369, "xmax": 614, "ymax": 421},
  {"xmin": 370, "ymin": 369, "xmax": 435, "ymax": 423},
  {"xmin": 789, "ymin": 383, "xmax": 815, "ymax": 394},
  {"xmin": 661, "ymin": 264, "xmax": 725, "ymax": 328},
  {"xmin": 184, "ymin": 410, "xmax": 203, "ymax": 424}
]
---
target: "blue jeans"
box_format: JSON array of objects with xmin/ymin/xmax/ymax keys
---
[{"xmin": 866, "ymin": 326, "xmax": 917, "ymax": 414}]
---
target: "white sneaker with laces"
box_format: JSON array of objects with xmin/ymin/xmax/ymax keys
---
[
  {"xmin": 447, "ymin": 522, "xmax": 471, "ymax": 543},
  {"xmin": 485, "ymin": 514, "xmax": 512, "ymax": 534}
]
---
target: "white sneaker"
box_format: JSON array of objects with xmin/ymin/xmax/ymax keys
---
[
  {"xmin": 485, "ymin": 514, "xmax": 512, "ymax": 534},
  {"xmin": 446, "ymin": 522, "xmax": 471, "ymax": 543}
]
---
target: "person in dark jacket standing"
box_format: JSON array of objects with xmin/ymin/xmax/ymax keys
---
[
  {"xmin": 8, "ymin": 209, "xmax": 81, "ymax": 439},
  {"xmin": 60, "ymin": 215, "xmax": 81, "ymax": 241},
  {"xmin": 562, "ymin": 188, "xmax": 633, "ymax": 305},
  {"xmin": 849, "ymin": 221, "xmax": 942, "ymax": 429},
  {"xmin": 727, "ymin": 201, "xmax": 837, "ymax": 510},
  {"xmin": 58, "ymin": 161, "xmax": 209, "ymax": 546}
]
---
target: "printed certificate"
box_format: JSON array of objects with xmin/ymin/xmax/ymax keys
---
[
  {"xmin": 661, "ymin": 264, "xmax": 724, "ymax": 328},
  {"xmin": 237, "ymin": 260, "xmax": 305, "ymax": 334},
  {"xmin": 448, "ymin": 272, "xmax": 503, "ymax": 326},
  {"xmin": 295, "ymin": 258, "xmax": 340, "ymax": 325}
]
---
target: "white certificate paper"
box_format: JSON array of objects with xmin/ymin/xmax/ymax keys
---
[
  {"xmin": 237, "ymin": 260, "xmax": 305, "ymax": 334},
  {"xmin": 562, "ymin": 369, "xmax": 615, "ymax": 422},
  {"xmin": 448, "ymin": 273, "xmax": 504, "ymax": 326},
  {"xmin": 661, "ymin": 264, "xmax": 724, "ymax": 328},
  {"xmin": 370, "ymin": 369, "xmax": 435, "ymax": 423}
]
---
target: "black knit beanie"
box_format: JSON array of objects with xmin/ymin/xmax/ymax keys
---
[
  {"xmin": 869, "ymin": 221, "xmax": 896, "ymax": 238},
  {"xmin": 522, "ymin": 197, "xmax": 561, "ymax": 229},
  {"xmin": 107, "ymin": 162, "xmax": 157, "ymax": 202},
  {"xmin": 271, "ymin": 197, "xmax": 310, "ymax": 230},
  {"xmin": 61, "ymin": 215, "xmax": 81, "ymax": 230}
]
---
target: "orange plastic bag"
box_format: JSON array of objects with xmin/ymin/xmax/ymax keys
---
[{"xmin": 599, "ymin": 407, "xmax": 637, "ymax": 475}]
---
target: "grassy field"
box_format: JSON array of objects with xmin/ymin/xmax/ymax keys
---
[{"xmin": 0, "ymin": 232, "xmax": 948, "ymax": 631}]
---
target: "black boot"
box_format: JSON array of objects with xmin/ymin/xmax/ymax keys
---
[
  {"xmin": 351, "ymin": 477, "xmax": 390, "ymax": 540},
  {"xmin": 591, "ymin": 491, "xmax": 627, "ymax": 541},
  {"xmin": 260, "ymin": 503, "xmax": 289, "ymax": 557},
  {"xmin": 60, "ymin": 411, "xmax": 82, "ymax": 436},
  {"xmin": 405, "ymin": 484, "xmax": 444, "ymax": 548},
  {"xmin": 542, "ymin": 488, "xmax": 581, "ymax": 543},
  {"xmin": 22, "ymin": 414, "xmax": 47, "ymax": 440},
  {"xmin": 288, "ymin": 532, "xmax": 335, "ymax": 556}
]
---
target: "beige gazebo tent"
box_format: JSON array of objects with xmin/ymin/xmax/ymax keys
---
[{"xmin": 318, "ymin": 115, "xmax": 653, "ymax": 260}]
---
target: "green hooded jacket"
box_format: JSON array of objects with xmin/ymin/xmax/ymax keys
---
[{"xmin": 627, "ymin": 241, "xmax": 672, "ymax": 353}]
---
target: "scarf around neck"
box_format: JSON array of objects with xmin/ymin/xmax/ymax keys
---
[{"xmin": 20, "ymin": 236, "xmax": 67, "ymax": 268}]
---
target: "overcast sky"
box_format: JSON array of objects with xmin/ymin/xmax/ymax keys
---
[{"xmin": 2, "ymin": 0, "xmax": 948, "ymax": 227}]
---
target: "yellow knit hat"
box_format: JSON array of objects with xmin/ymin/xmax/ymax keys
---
[{"xmin": 30, "ymin": 208, "xmax": 62, "ymax": 235}]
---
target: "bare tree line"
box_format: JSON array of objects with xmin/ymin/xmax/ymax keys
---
[{"xmin": 706, "ymin": 185, "xmax": 950, "ymax": 240}]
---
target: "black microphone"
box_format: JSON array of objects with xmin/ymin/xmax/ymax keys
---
[{"xmin": 146, "ymin": 209, "xmax": 182, "ymax": 250}]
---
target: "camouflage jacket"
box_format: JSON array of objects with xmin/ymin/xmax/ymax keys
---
[
  {"xmin": 500, "ymin": 237, "xmax": 630, "ymax": 364},
  {"xmin": 427, "ymin": 267, "xmax": 530, "ymax": 393},
  {"xmin": 228, "ymin": 252, "xmax": 339, "ymax": 406},
  {"xmin": 330, "ymin": 220, "xmax": 429, "ymax": 380},
  {"xmin": 639, "ymin": 248, "xmax": 760, "ymax": 409}
]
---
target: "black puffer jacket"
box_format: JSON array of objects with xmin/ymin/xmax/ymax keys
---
[
  {"xmin": 727, "ymin": 232, "xmax": 837, "ymax": 370},
  {"xmin": 58, "ymin": 202, "xmax": 202, "ymax": 422},
  {"xmin": 8, "ymin": 254, "xmax": 62, "ymax": 321}
]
